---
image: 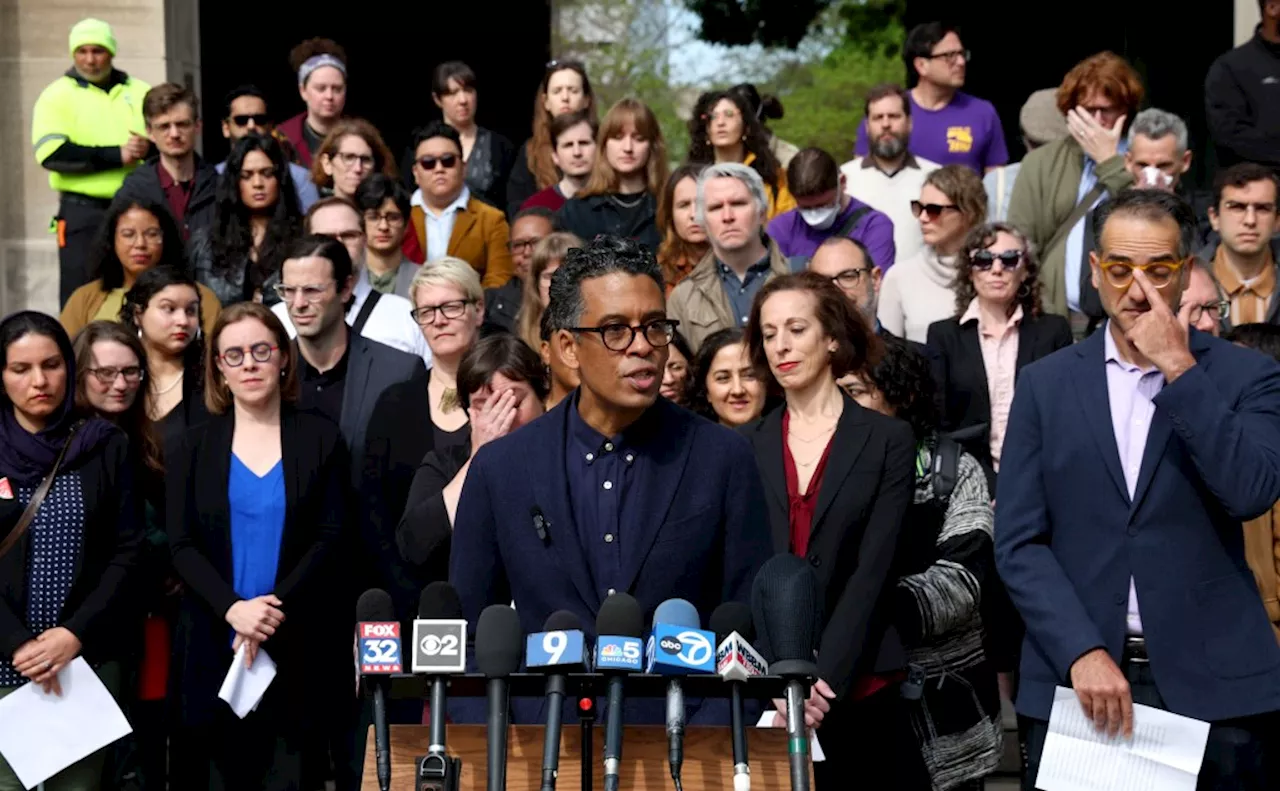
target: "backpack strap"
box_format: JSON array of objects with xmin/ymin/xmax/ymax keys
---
[
  {"xmin": 930, "ymin": 435, "xmax": 962, "ymax": 501},
  {"xmin": 351, "ymin": 290, "xmax": 382, "ymax": 336},
  {"xmin": 834, "ymin": 204, "xmax": 872, "ymax": 240}
]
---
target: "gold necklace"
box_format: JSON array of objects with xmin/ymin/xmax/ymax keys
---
[
  {"xmin": 788, "ymin": 423, "xmax": 836, "ymax": 443},
  {"xmin": 438, "ymin": 387, "xmax": 460, "ymax": 414}
]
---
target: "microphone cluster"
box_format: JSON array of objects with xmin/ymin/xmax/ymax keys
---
[{"xmin": 353, "ymin": 553, "xmax": 823, "ymax": 791}]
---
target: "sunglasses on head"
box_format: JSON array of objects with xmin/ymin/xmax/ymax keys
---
[
  {"xmin": 231, "ymin": 114, "xmax": 270, "ymax": 127},
  {"xmin": 545, "ymin": 58, "xmax": 585, "ymax": 72},
  {"xmin": 970, "ymin": 250, "xmax": 1026, "ymax": 271},
  {"xmin": 911, "ymin": 200, "xmax": 959, "ymax": 221},
  {"xmin": 417, "ymin": 154, "xmax": 459, "ymax": 171}
]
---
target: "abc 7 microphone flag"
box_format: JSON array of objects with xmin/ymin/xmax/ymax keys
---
[{"xmin": 358, "ymin": 622, "xmax": 403, "ymax": 674}]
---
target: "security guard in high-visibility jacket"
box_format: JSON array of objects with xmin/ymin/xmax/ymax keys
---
[{"xmin": 31, "ymin": 18, "xmax": 151, "ymax": 307}]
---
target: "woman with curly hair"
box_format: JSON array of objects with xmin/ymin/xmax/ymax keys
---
[
  {"xmin": 310, "ymin": 118, "xmax": 396, "ymax": 202},
  {"xmin": 685, "ymin": 90, "xmax": 795, "ymax": 219},
  {"xmin": 840, "ymin": 335, "xmax": 1003, "ymax": 791},
  {"xmin": 189, "ymin": 134, "xmax": 303, "ymax": 307},
  {"xmin": 61, "ymin": 196, "xmax": 221, "ymax": 338},
  {"xmin": 655, "ymin": 163, "xmax": 709, "ymax": 292},
  {"xmin": 925, "ymin": 221, "xmax": 1073, "ymax": 481}
]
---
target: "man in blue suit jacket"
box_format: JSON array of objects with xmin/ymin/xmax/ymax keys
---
[
  {"xmin": 452, "ymin": 235, "xmax": 773, "ymax": 637},
  {"xmin": 996, "ymin": 190, "xmax": 1280, "ymax": 790}
]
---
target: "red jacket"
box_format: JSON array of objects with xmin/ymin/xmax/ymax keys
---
[
  {"xmin": 520, "ymin": 186, "xmax": 566, "ymax": 214},
  {"xmin": 278, "ymin": 113, "xmax": 315, "ymax": 167}
]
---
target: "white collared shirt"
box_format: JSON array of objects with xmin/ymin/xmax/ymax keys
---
[
  {"xmin": 411, "ymin": 185, "xmax": 471, "ymax": 263},
  {"xmin": 272, "ymin": 273, "xmax": 432, "ymax": 367}
]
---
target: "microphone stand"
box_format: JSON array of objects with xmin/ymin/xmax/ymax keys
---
[{"xmin": 578, "ymin": 694, "xmax": 596, "ymax": 791}]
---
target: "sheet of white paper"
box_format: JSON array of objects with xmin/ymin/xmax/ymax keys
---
[
  {"xmin": 0, "ymin": 657, "xmax": 132, "ymax": 789},
  {"xmin": 217, "ymin": 644, "xmax": 277, "ymax": 719},
  {"xmin": 1035, "ymin": 686, "xmax": 1211, "ymax": 791},
  {"xmin": 754, "ymin": 710, "xmax": 826, "ymax": 761}
]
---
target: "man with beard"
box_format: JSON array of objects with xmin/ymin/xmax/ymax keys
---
[{"xmin": 842, "ymin": 83, "xmax": 938, "ymax": 261}]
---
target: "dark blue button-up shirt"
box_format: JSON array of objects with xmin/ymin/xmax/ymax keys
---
[
  {"xmin": 566, "ymin": 395, "xmax": 642, "ymax": 601},
  {"xmin": 717, "ymin": 254, "xmax": 774, "ymax": 326}
]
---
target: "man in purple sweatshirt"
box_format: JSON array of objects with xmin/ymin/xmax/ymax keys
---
[{"xmin": 766, "ymin": 147, "xmax": 897, "ymax": 270}]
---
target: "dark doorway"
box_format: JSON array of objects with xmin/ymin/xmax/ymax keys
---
[
  {"xmin": 905, "ymin": 0, "xmax": 1235, "ymax": 188},
  {"xmin": 198, "ymin": 0, "xmax": 553, "ymax": 165}
]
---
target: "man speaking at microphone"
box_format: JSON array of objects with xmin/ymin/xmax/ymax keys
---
[{"xmin": 450, "ymin": 235, "xmax": 773, "ymax": 663}]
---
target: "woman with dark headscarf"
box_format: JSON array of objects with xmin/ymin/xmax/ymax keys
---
[{"xmin": 0, "ymin": 311, "xmax": 142, "ymax": 789}]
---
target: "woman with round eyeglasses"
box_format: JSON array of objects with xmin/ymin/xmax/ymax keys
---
[
  {"xmin": 312, "ymin": 118, "xmax": 396, "ymax": 202},
  {"xmin": 0, "ymin": 311, "xmax": 141, "ymax": 791},
  {"xmin": 61, "ymin": 196, "xmax": 221, "ymax": 339},
  {"xmin": 660, "ymin": 330, "xmax": 694, "ymax": 405},
  {"xmin": 686, "ymin": 327, "xmax": 767, "ymax": 427},
  {"xmin": 168, "ymin": 302, "xmax": 347, "ymax": 789},
  {"xmin": 878, "ymin": 165, "xmax": 987, "ymax": 342},
  {"xmin": 516, "ymin": 232, "xmax": 583, "ymax": 350},
  {"xmin": 507, "ymin": 60, "xmax": 597, "ymax": 217},
  {"xmin": 122, "ymin": 267, "xmax": 209, "ymax": 455}
]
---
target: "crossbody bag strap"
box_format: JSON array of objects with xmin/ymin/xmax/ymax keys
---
[
  {"xmin": 1044, "ymin": 182, "xmax": 1107, "ymax": 258},
  {"xmin": 0, "ymin": 421, "xmax": 83, "ymax": 562}
]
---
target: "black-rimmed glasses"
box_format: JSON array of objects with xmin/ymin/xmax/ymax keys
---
[
  {"xmin": 830, "ymin": 268, "xmax": 872, "ymax": 288},
  {"xmin": 567, "ymin": 319, "xmax": 680, "ymax": 352},
  {"xmin": 219, "ymin": 343, "xmax": 278, "ymax": 367},
  {"xmin": 411, "ymin": 299, "xmax": 473, "ymax": 326},
  {"xmin": 1188, "ymin": 300, "xmax": 1230, "ymax": 324}
]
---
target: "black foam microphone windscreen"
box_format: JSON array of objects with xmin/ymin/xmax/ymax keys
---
[
  {"xmin": 751, "ymin": 554, "xmax": 822, "ymax": 663},
  {"xmin": 476, "ymin": 605, "xmax": 525, "ymax": 676},
  {"xmin": 596, "ymin": 592, "xmax": 645, "ymax": 638},
  {"xmin": 357, "ymin": 588, "xmax": 396, "ymax": 623},
  {"xmin": 709, "ymin": 601, "xmax": 755, "ymax": 644},
  {"xmin": 544, "ymin": 609, "xmax": 582, "ymax": 633},
  {"xmin": 418, "ymin": 581, "xmax": 464, "ymax": 619}
]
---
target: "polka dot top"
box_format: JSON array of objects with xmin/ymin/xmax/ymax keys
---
[{"xmin": 0, "ymin": 473, "xmax": 86, "ymax": 688}]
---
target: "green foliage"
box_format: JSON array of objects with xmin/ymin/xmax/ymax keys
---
[{"xmin": 763, "ymin": 18, "xmax": 906, "ymax": 160}]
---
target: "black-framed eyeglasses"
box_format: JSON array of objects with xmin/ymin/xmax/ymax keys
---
[
  {"xmin": 926, "ymin": 48, "xmax": 970, "ymax": 64},
  {"xmin": 411, "ymin": 299, "xmax": 473, "ymax": 326},
  {"xmin": 510, "ymin": 236, "xmax": 546, "ymax": 254},
  {"xmin": 417, "ymin": 154, "xmax": 459, "ymax": 171},
  {"xmin": 970, "ymin": 250, "xmax": 1026, "ymax": 272},
  {"xmin": 567, "ymin": 319, "xmax": 681, "ymax": 352},
  {"xmin": 911, "ymin": 200, "xmax": 959, "ymax": 220},
  {"xmin": 1188, "ymin": 300, "xmax": 1230, "ymax": 324},
  {"xmin": 88, "ymin": 366, "xmax": 143, "ymax": 385},
  {"xmin": 219, "ymin": 343, "xmax": 278, "ymax": 367},
  {"xmin": 830, "ymin": 268, "xmax": 872, "ymax": 288},
  {"xmin": 231, "ymin": 114, "xmax": 270, "ymax": 127},
  {"xmin": 364, "ymin": 210, "xmax": 405, "ymax": 227},
  {"xmin": 333, "ymin": 151, "xmax": 375, "ymax": 168}
]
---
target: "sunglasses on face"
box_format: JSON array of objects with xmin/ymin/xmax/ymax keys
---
[
  {"xmin": 970, "ymin": 250, "xmax": 1026, "ymax": 272},
  {"xmin": 417, "ymin": 154, "xmax": 459, "ymax": 171},
  {"xmin": 231, "ymin": 114, "xmax": 270, "ymax": 127},
  {"xmin": 911, "ymin": 200, "xmax": 959, "ymax": 221}
]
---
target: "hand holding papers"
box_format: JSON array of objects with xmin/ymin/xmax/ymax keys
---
[
  {"xmin": 1036, "ymin": 686, "xmax": 1210, "ymax": 791},
  {"xmin": 0, "ymin": 658, "xmax": 132, "ymax": 789},
  {"xmin": 217, "ymin": 641, "xmax": 277, "ymax": 719}
]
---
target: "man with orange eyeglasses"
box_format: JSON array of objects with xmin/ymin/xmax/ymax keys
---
[{"xmin": 996, "ymin": 189, "xmax": 1280, "ymax": 790}]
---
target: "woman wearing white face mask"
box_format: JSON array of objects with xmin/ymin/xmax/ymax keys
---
[{"xmin": 765, "ymin": 148, "xmax": 898, "ymax": 271}]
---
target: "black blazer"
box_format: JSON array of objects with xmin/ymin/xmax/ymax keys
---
[
  {"xmin": 741, "ymin": 394, "xmax": 916, "ymax": 700},
  {"xmin": 1, "ymin": 433, "xmax": 142, "ymax": 666},
  {"xmin": 166, "ymin": 407, "xmax": 348, "ymax": 727},
  {"xmin": 926, "ymin": 312, "xmax": 1073, "ymax": 483}
]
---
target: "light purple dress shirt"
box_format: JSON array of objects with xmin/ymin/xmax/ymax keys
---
[{"xmin": 1104, "ymin": 324, "xmax": 1166, "ymax": 636}]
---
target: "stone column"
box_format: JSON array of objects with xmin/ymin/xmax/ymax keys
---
[
  {"xmin": 1237, "ymin": 0, "xmax": 1261, "ymax": 45},
  {"xmin": 0, "ymin": 0, "xmax": 198, "ymax": 316}
]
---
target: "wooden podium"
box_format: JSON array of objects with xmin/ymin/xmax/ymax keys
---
[{"xmin": 361, "ymin": 724, "xmax": 811, "ymax": 790}]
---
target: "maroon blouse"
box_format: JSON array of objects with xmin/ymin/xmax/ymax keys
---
[{"xmin": 781, "ymin": 410, "xmax": 836, "ymax": 557}]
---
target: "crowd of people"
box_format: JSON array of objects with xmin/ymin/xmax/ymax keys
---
[{"xmin": 4, "ymin": 7, "xmax": 1280, "ymax": 791}]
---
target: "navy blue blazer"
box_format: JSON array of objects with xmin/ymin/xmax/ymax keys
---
[
  {"xmin": 995, "ymin": 327, "xmax": 1280, "ymax": 722},
  {"xmin": 451, "ymin": 394, "xmax": 773, "ymax": 635}
]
